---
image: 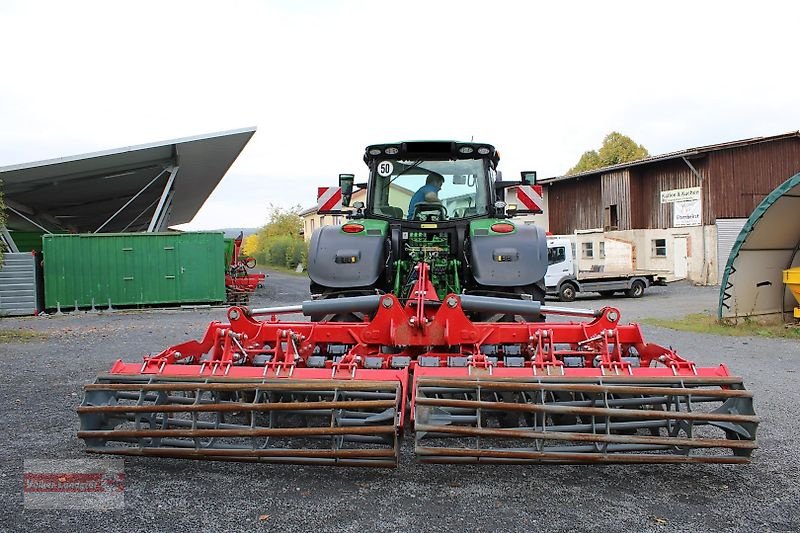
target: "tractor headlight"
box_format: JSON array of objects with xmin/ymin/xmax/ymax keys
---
[
  {"xmin": 458, "ymin": 145, "xmax": 475, "ymax": 154},
  {"xmin": 368, "ymin": 148, "xmax": 382, "ymax": 156},
  {"xmin": 477, "ymin": 146, "xmax": 491, "ymax": 155},
  {"xmin": 384, "ymin": 146, "xmax": 399, "ymax": 155}
]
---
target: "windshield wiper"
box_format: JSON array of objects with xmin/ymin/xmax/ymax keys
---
[{"xmin": 388, "ymin": 160, "xmax": 425, "ymax": 185}]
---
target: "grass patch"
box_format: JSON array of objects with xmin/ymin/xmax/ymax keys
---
[
  {"xmin": 642, "ymin": 313, "xmax": 800, "ymax": 339},
  {"xmin": 0, "ymin": 328, "xmax": 48, "ymax": 343}
]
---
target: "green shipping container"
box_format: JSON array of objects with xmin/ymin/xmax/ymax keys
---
[
  {"xmin": 9, "ymin": 231, "xmax": 45, "ymax": 254},
  {"xmin": 43, "ymin": 232, "xmax": 225, "ymax": 309}
]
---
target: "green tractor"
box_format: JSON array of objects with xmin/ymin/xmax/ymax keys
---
[{"xmin": 307, "ymin": 141, "xmax": 548, "ymax": 321}]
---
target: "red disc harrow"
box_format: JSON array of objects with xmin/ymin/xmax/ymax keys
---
[{"xmin": 78, "ymin": 263, "xmax": 758, "ymax": 466}]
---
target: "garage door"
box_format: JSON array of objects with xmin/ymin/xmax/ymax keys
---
[{"xmin": 716, "ymin": 218, "xmax": 747, "ymax": 284}]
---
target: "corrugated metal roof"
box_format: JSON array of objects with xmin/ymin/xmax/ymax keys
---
[{"xmin": 541, "ymin": 131, "xmax": 800, "ymax": 184}]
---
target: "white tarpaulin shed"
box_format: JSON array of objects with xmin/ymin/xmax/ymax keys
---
[{"xmin": 718, "ymin": 172, "xmax": 800, "ymax": 322}]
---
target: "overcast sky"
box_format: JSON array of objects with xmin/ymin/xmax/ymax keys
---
[{"xmin": 1, "ymin": 0, "xmax": 799, "ymax": 230}]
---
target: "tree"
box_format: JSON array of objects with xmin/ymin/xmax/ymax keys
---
[
  {"xmin": 252, "ymin": 205, "xmax": 306, "ymax": 269},
  {"xmin": 568, "ymin": 150, "xmax": 602, "ymax": 175},
  {"xmin": 567, "ymin": 132, "xmax": 649, "ymax": 175},
  {"xmin": 241, "ymin": 233, "xmax": 260, "ymax": 257},
  {"xmin": 257, "ymin": 205, "xmax": 303, "ymax": 240}
]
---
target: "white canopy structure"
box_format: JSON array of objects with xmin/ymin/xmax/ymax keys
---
[
  {"xmin": 0, "ymin": 127, "xmax": 255, "ymax": 235},
  {"xmin": 718, "ymin": 172, "xmax": 800, "ymax": 322}
]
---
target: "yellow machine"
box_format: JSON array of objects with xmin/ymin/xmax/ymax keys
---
[{"xmin": 783, "ymin": 267, "xmax": 800, "ymax": 319}]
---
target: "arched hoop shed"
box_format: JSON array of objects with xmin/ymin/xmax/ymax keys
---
[{"xmin": 718, "ymin": 171, "xmax": 800, "ymax": 322}]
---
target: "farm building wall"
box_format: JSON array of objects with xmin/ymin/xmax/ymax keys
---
[
  {"xmin": 705, "ymin": 138, "xmax": 800, "ymax": 219},
  {"xmin": 546, "ymin": 178, "xmax": 602, "ymax": 234},
  {"xmin": 544, "ymin": 134, "xmax": 800, "ymax": 284}
]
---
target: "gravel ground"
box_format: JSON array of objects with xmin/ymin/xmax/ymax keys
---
[{"xmin": 1, "ymin": 272, "xmax": 798, "ymax": 532}]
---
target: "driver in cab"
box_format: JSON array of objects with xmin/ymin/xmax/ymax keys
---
[{"xmin": 408, "ymin": 173, "xmax": 444, "ymax": 219}]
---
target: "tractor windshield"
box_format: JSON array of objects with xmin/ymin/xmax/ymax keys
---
[{"xmin": 369, "ymin": 159, "xmax": 490, "ymax": 220}]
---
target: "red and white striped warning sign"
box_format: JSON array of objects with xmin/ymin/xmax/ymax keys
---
[
  {"xmin": 513, "ymin": 185, "xmax": 544, "ymax": 212},
  {"xmin": 317, "ymin": 186, "xmax": 343, "ymax": 212}
]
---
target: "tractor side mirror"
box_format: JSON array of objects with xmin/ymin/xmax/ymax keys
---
[
  {"xmin": 521, "ymin": 170, "xmax": 537, "ymax": 185},
  {"xmin": 339, "ymin": 174, "xmax": 354, "ymax": 207}
]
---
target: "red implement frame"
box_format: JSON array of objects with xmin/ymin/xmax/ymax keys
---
[
  {"xmin": 226, "ymin": 234, "xmax": 265, "ymax": 301},
  {"xmin": 81, "ymin": 263, "xmax": 758, "ymax": 465},
  {"xmin": 122, "ymin": 264, "xmax": 724, "ymax": 421}
]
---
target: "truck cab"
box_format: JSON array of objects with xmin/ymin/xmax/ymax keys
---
[{"xmin": 545, "ymin": 238, "xmax": 577, "ymax": 299}]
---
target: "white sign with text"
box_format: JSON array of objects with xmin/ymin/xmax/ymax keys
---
[
  {"xmin": 661, "ymin": 187, "xmax": 701, "ymax": 204},
  {"xmin": 673, "ymin": 199, "xmax": 702, "ymax": 227}
]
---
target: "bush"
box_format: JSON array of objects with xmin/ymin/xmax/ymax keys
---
[
  {"xmin": 264, "ymin": 236, "xmax": 291, "ymax": 267},
  {"xmin": 261, "ymin": 235, "xmax": 306, "ymax": 269},
  {"xmin": 284, "ymin": 238, "xmax": 305, "ymax": 269},
  {"xmin": 251, "ymin": 205, "xmax": 305, "ymax": 269}
]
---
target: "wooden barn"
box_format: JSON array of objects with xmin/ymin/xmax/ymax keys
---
[{"xmin": 538, "ymin": 132, "xmax": 800, "ymax": 284}]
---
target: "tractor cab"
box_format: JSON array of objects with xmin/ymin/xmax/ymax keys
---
[
  {"xmin": 353, "ymin": 141, "xmax": 501, "ymax": 222},
  {"xmin": 310, "ymin": 140, "xmax": 547, "ymax": 301}
]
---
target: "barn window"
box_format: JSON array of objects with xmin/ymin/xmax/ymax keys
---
[
  {"xmin": 651, "ymin": 238, "xmax": 667, "ymax": 257},
  {"xmin": 599, "ymin": 241, "xmax": 606, "ymax": 259},
  {"xmin": 582, "ymin": 242, "xmax": 594, "ymax": 259}
]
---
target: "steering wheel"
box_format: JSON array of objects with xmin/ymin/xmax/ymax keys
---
[{"xmin": 413, "ymin": 202, "xmax": 448, "ymax": 221}]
